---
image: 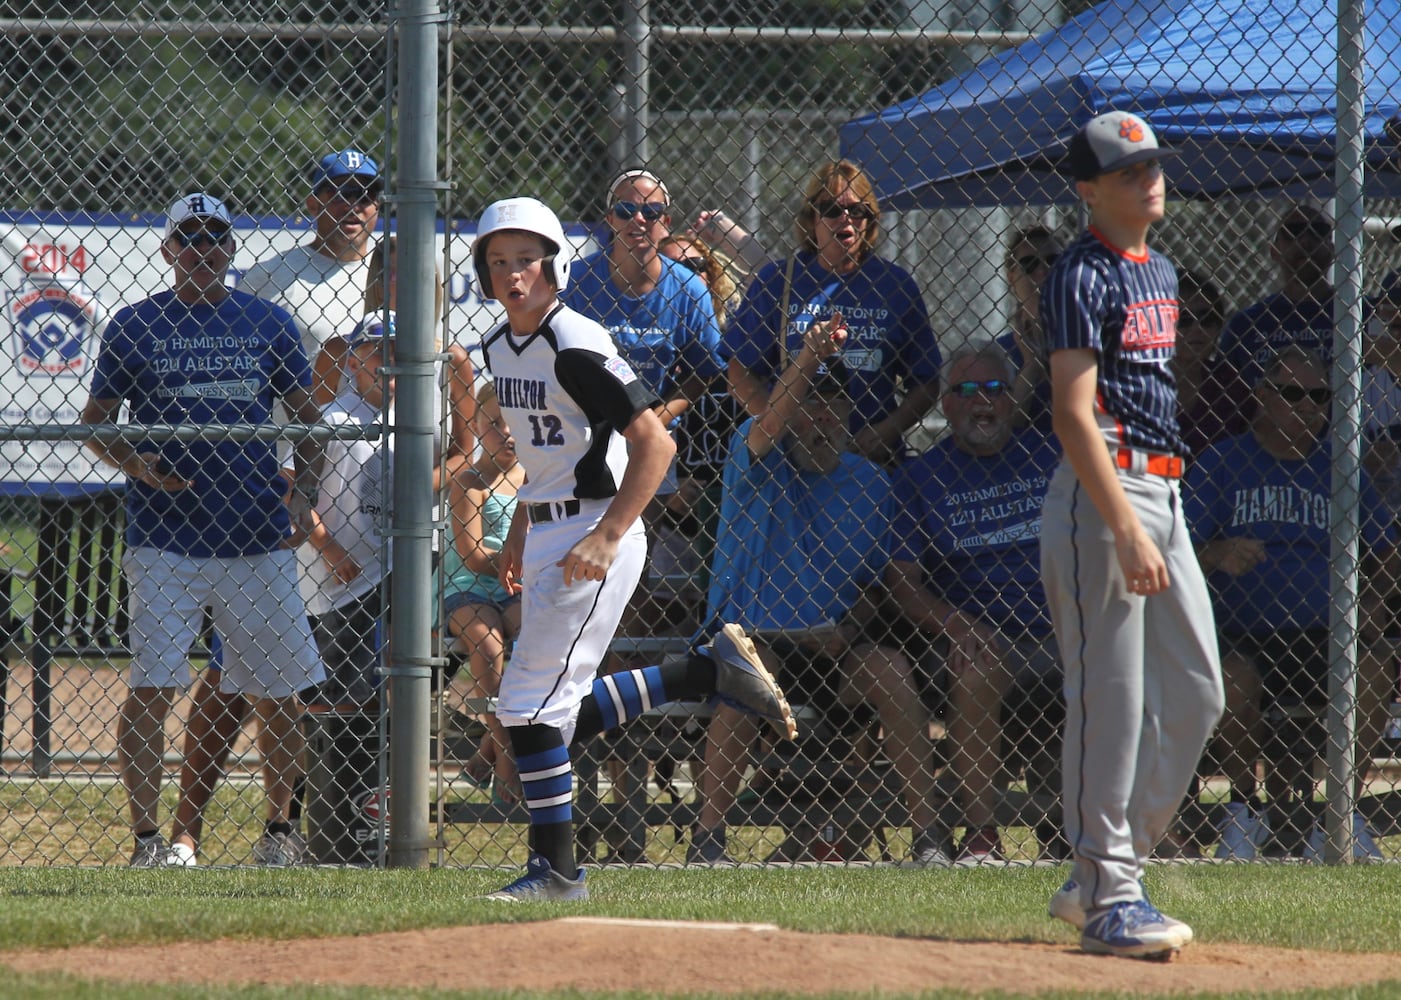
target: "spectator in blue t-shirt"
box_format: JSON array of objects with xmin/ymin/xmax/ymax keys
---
[
  {"xmin": 561, "ymin": 168, "xmax": 723, "ymax": 428},
  {"xmin": 882, "ymin": 341, "xmax": 1062, "ymax": 863},
  {"xmin": 563, "ymin": 170, "xmax": 726, "ymax": 644},
  {"xmin": 1218, "ymin": 205, "xmax": 1336, "ymax": 386},
  {"xmin": 1187, "ymin": 345, "xmax": 1394, "ymax": 860},
  {"xmin": 81, "ymin": 193, "xmax": 326, "ymax": 868},
  {"xmin": 722, "ymin": 160, "xmax": 941, "ymax": 465},
  {"xmin": 1218, "ymin": 204, "xmax": 1400, "ymax": 407},
  {"xmin": 688, "ymin": 323, "xmax": 946, "ymax": 866}
]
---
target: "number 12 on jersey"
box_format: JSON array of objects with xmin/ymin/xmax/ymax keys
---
[{"xmin": 527, "ymin": 413, "xmax": 565, "ymax": 446}]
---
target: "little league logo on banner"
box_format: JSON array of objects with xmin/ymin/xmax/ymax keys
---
[
  {"xmin": 1, "ymin": 229, "xmax": 118, "ymax": 494},
  {"xmin": 9, "ymin": 277, "xmax": 100, "ymax": 377}
]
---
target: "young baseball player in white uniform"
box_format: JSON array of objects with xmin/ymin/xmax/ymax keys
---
[
  {"xmin": 472, "ymin": 197, "xmax": 796, "ymax": 902},
  {"xmin": 1039, "ymin": 112, "xmax": 1224, "ymax": 960}
]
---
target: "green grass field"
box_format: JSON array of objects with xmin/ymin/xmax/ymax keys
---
[{"xmin": 3, "ymin": 864, "xmax": 1401, "ymax": 999}]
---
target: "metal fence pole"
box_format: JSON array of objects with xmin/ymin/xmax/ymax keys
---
[
  {"xmin": 386, "ymin": 0, "xmax": 443, "ymax": 869},
  {"xmin": 621, "ymin": 0, "xmax": 652, "ymax": 166},
  {"xmin": 1324, "ymin": 0, "xmax": 1368, "ymax": 865}
]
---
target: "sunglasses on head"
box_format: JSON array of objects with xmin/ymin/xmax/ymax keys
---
[
  {"xmin": 675, "ymin": 256, "xmax": 708, "ymax": 274},
  {"xmin": 1011, "ymin": 253, "xmax": 1056, "ymax": 275},
  {"xmin": 816, "ymin": 201, "xmax": 876, "ymax": 223},
  {"xmin": 171, "ymin": 230, "xmax": 232, "ymax": 249},
  {"xmin": 1266, "ymin": 383, "xmax": 1331, "ymax": 404},
  {"xmin": 947, "ymin": 379, "xmax": 1009, "ymax": 398},
  {"xmin": 612, "ymin": 201, "xmax": 668, "ymax": 222}
]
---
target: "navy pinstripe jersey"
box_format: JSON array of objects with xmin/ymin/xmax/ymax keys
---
[
  {"xmin": 482, "ymin": 303, "xmax": 660, "ymax": 504},
  {"xmin": 1039, "ymin": 227, "xmax": 1186, "ymax": 457}
]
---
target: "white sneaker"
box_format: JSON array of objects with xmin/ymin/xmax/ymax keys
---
[
  {"xmin": 129, "ymin": 835, "xmax": 168, "ymax": 869},
  {"xmin": 1303, "ymin": 812, "xmax": 1383, "ymax": 862},
  {"xmin": 163, "ymin": 842, "xmax": 197, "ymax": 867},
  {"xmin": 1214, "ymin": 801, "xmax": 1271, "ymax": 860},
  {"xmin": 1048, "ymin": 878, "xmax": 1085, "ymax": 929}
]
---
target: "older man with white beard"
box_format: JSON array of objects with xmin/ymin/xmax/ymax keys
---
[{"xmin": 879, "ymin": 341, "xmax": 1063, "ymax": 864}]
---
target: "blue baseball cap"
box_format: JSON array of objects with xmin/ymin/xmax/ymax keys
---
[{"xmin": 311, "ymin": 149, "xmax": 380, "ymax": 191}]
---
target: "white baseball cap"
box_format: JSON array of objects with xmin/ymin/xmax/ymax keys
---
[{"xmin": 163, "ymin": 192, "xmax": 233, "ymax": 240}]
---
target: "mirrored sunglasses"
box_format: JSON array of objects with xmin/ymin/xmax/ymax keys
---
[
  {"xmin": 676, "ymin": 256, "xmax": 708, "ymax": 274},
  {"xmin": 947, "ymin": 379, "xmax": 1009, "ymax": 398},
  {"xmin": 320, "ymin": 184, "xmax": 379, "ymax": 204},
  {"xmin": 612, "ymin": 201, "xmax": 668, "ymax": 221},
  {"xmin": 171, "ymin": 230, "xmax": 232, "ymax": 249}
]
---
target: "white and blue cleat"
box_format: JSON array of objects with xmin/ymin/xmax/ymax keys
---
[
  {"xmin": 1080, "ymin": 898, "xmax": 1192, "ymax": 961},
  {"xmin": 485, "ymin": 853, "xmax": 589, "ymax": 902},
  {"xmin": 1048, "ymin": 878, "xmax": 1085, "ymax": 929}
]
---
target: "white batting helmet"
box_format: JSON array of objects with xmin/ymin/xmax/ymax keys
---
[{"xmin": 471, "ymin": 197, "xmax": 571, "ymax": 299}]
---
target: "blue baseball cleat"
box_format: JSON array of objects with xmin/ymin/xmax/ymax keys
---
[
  {"xmin": 1080, "ymin": 899, "xmax": 1192, "ymax": 961},
  {"xmin": 484, "ymin": 853, "xmax": 588, "ymax": 902},
  {"xmin": 708, "ymin": 623, "xmax": 798, "ymax": 741}
]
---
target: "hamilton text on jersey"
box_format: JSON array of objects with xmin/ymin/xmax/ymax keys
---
[{"xmin": 494, "ymin": 375, "xmax": 549, "ymax": 410}]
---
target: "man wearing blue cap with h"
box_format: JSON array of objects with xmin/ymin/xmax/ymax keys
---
[{"xmin": 242, "ymin": 148, "xmax": 383, "ymax": 369}]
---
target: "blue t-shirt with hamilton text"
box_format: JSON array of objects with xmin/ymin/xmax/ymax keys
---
[
  {"xmin": 722, "ymin": 251, "xmax": 941, "ymax": 428},
  {"xmin": 561, "ymin": 251, "xmax": 723, "ymax": 398},
  {"xmin": 892, "ymin": 431, "xmax": 1058, "ymax": 638},
  {"xmin": 89, "ymin": 289, "xmax": 312, "ymax": 558},
  {"xmin": 706, "ymin": 423, "xmax": 891, "ymax": 632},
  {"xmin": 1185, "ymin": 432, "xmax": 1392, "ymax": 636}
]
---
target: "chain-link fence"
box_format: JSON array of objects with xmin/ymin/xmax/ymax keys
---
[{"xmin": 3, "ymin": 0, "xmax": 1401, "ymax": 870}]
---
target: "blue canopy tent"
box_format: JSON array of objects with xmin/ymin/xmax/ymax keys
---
[{"xmin": 838, "ymin": 0, "xmax": 1401, "ymax": 208}]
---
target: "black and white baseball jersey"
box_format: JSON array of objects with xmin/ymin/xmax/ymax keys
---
[
  {"xmin": 482, "ymin": 303, "xmax": 659, "ymax": 504},
  {"xmin": 1040, "ymin": 227, "xmax": 1185, "ymax": 457}
]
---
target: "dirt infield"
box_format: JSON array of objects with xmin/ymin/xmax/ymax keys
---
[{"xmin": 7, "ymin": 918, "xmax": 1401, "ymax": 995}]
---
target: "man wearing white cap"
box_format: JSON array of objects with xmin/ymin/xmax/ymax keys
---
[
  {"xmin": 81, "ymin": 193, "xmax": 326, "ymax": 867},
  {"xmin": 233, "ymin": 149, "xmax": 392, "ymax": 859}
]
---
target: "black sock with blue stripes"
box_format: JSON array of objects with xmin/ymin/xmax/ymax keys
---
[
  {"xmin": 507, "ymin": 722, "xmax": 576, "ymax": 877},
  {"xmin": 572, "ymin": 655, "xmax": 717, "ymax": 745}
]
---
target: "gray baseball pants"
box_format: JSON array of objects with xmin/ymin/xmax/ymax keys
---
[{"xmin": 1040, "ymin": 462, "xmax": 1224, "ymax": 912}]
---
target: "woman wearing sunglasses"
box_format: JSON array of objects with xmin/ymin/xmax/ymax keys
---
[
  {"xmin": 722, "ymin": 160, "xmax": 940, "ymax": 466},
  {"xmin": 561, "ymin": 169, "xmax": 724, "ymax": 432}
]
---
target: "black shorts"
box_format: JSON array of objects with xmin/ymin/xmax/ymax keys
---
[
  {"xmin": 1225, "ymin": 628, "xmax": 1329, "ymax": 707},
  {"xmin": 306, "ymin": 588, "xmax": 383, "ymax": 708}
]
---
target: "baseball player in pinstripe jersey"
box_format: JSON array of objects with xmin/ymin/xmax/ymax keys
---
[
  {"xmin": 471, "ymin": 197, "xmax": 796, "ymax": 902},
  {"xmin": 1038, "ymin": 112, "xmax": 1224, "ymax": 960}
]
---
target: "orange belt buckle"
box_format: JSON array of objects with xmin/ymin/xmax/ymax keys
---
[{"xmin": 1115, "ymin": 448, "xmax": 1183, "ymax": 479}]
